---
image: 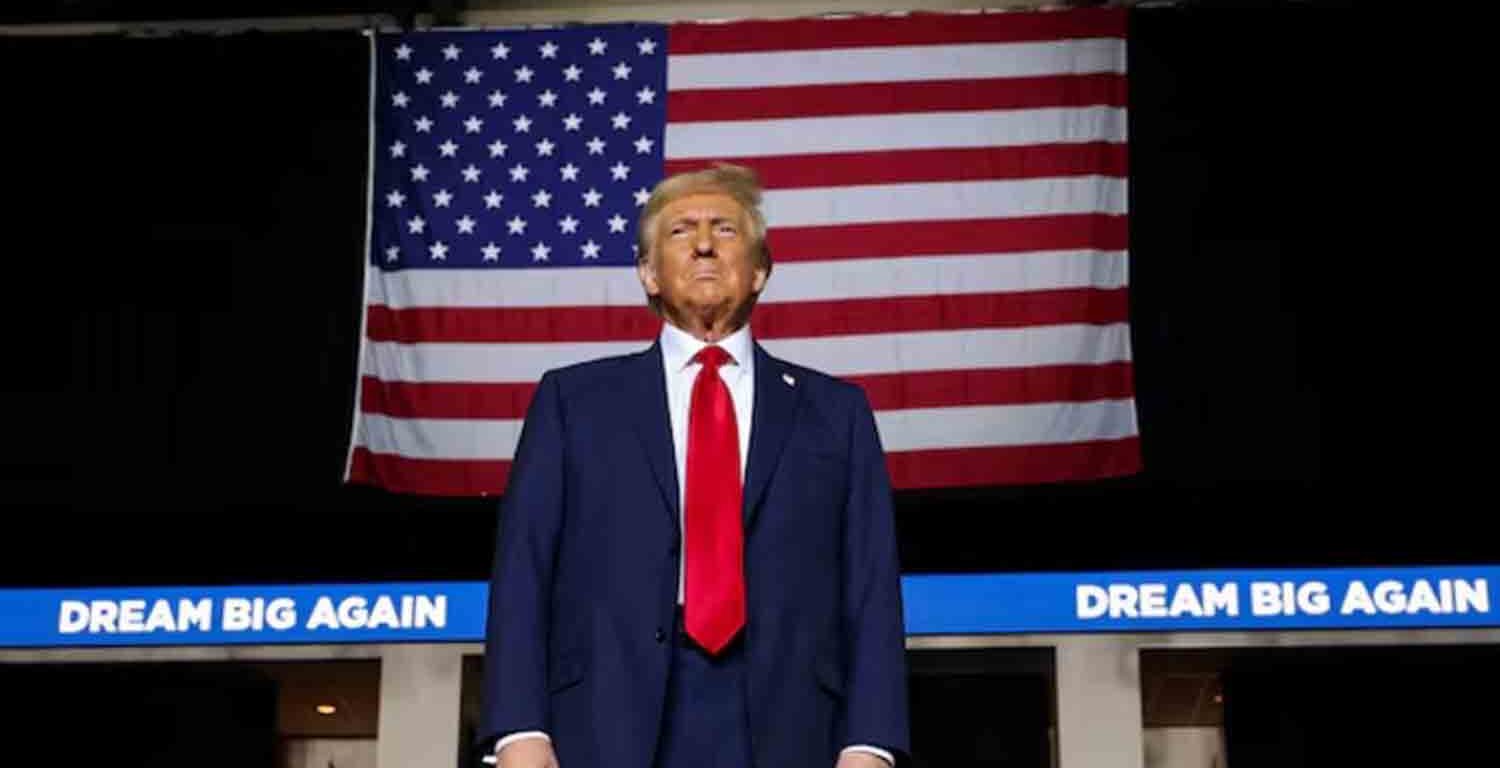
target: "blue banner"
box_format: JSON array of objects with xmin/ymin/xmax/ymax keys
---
[{"xmin": 1, "ymin": 565, "xmax": 1495, "ymax": 648}]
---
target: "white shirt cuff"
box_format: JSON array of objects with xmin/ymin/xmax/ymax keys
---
[
  {"xmin": 493, "ymin": 731, "xmax": 551, "ymax": 757},
  {"xmin": 842, "ymin": 744, "xmax": 895, "ymax": 766}
]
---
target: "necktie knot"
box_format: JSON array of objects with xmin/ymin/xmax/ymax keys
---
[{"xmin": 694, "ymin": 344, "xmax": 732, "ymax": 372}]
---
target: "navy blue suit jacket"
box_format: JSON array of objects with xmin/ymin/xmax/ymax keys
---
[{"xmin": 479, "ymin": 339, "xmax": 910, "ymax": 767}]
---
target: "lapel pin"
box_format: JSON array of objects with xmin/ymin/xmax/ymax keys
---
[{"xmin": 782, "ymin": 373, "xmax": 796, "ymax": 387}]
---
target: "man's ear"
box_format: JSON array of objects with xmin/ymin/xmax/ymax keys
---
[{"xmin": 637, "ymin": 255, "xmax": 660, "ymax": 298}]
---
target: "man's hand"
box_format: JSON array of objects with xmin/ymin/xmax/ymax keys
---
[
  {"xmin": 496, "ymin": 738, "xmax": 559, "ymax": 768},
  {"xmin": 835, "ymin": 750, "xmax": 892, "ymax": 768}
]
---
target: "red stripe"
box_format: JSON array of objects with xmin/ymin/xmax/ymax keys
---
[
  {"xmin": 361, "ymin": 376, "xmax": 538, "ymax": 420},
  {"xmin": 359, "ymin": 363, "xmax": 1134, "ymax": 421},
  {"xmin": 769, "ymin": 214, "xmax": 1128, "ymax": 262},
  {"xmin": 366, "ymin": 288, "xmax": 1129, "ymax": 344},
  {"xmin": 349, "ymin": 447, "xmax": 511, "ymax": 496},
  {"xmin": 665, "ymin": 144, "xmax": 1126, "ymax": 191},
  {"xmin": 668, "ymin": 74, "xmax": 1126, "ymax": 123},
  {"xmin": 669, "ymin": 8, "xmax": 1126, "ymax": 55},
  {"xmin": 851, "ymin": 362, "xmax": 1134, "ymax": 411},
  {"xmin": 885, "ymin": 437, "xmax": 1142, "ymax": 489}
]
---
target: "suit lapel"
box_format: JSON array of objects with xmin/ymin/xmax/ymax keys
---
[
  {"xmin": 743, "ymin": 344, "xmax": 799, "ymax": 527},
  {"xmin": 628, "ymin": 341, "xmax": 680, "ymax": 531}
]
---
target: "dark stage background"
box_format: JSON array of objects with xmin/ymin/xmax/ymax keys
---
[{"xmin": 0, "ymin": 8, "xmax": 1462, "ymax": 589}]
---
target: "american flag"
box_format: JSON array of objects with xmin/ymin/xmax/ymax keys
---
[{"xmin": 346, "ymin": 7, "xmax": 1140, "ymax": 496}]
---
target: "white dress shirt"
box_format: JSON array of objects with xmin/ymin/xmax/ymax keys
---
[{"xmin": 496, "ymin": 323, "xmax": 892, "ymax": 767}]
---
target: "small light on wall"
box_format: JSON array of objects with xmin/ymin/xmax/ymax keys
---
[
  {"xmin": 316, "ymin": 704, "xmax": 337, "ymax": 715},
  {"xmin": 1213, "ymin": 694, "xmax": 1223, "ymax": 704}
]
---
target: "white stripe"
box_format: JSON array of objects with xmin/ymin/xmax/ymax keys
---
[
  {"xmin": 356, "ymin": 399, "xmax": 1137, "ymax": 462},
  {"xmin": 875, "ymin": 399, "xmax": 1138, "ymax": 452},
  {"xmin": 361, "ymin": 325, "xmax": 1131, "ymax": 383},
  {"xmin": 367, "ymin": 250, "xmax": 1127, "ymax": 309},
  {"xmin": 368, "ymin": 265, "xmax": 645, "ymax": 309},
  {"xmin": 363, "ymin": 339, "xmax": 651, "ymax": 382},
  {"xmin": 763, "ymin": 177, "xmax": 1126, "ymax": 228},
  {"xmin": 761, "ymin": 250, "xmax": 1127, "ymax": 303},
  {"xmin": 665, "ymin": 106, "xmax": 1125, "ymax": 159},
  {"xmin": 358, "ymin": 413, "xmax": 523, "ymax": 460},
  {"xmin": 667, "ymin": 38, "xmax": 1126, "ymax": 90},
  {"xmin": 763, "ymin": 324, "xmax": 1132, "ymax": 377}
]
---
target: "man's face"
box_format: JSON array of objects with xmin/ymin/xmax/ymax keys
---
[{"xmin": 638, "ymin": 190, "xmax": 768, "ymax": 335}]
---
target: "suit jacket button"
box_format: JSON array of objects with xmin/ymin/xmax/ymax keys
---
[{"xmin": 655, "ymin": 628, "xmax": 665, "ymax": 643}]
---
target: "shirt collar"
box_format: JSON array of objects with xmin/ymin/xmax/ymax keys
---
[{"xmin": 660, "ymin": 320, "xmax": 754, "ymax": 374}]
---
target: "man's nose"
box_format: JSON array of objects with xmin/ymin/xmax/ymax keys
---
[{"xmin": 693, "ymin": 226, "xmax": 715, "ymax": 256}]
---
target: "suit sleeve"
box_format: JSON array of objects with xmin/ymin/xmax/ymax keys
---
[
  {"xmin": 839, "ymin": 386, "xmax": 911, "ymax": 761},
  {"xmin": 479, "ymin": 370, "xmax": 566, "ymax": 749}
]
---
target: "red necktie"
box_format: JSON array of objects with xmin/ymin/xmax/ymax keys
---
[{"xmin": 683, "ymin": 345, "xmax": 746, "ymax": 654}]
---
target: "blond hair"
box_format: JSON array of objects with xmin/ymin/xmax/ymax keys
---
[{"xmin": 635, "ymin": 163, "xmax": 771, "ymax": 271}]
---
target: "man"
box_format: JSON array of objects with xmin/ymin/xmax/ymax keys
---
[{"xmin": 479, "ymin": 164, "xmax": 909, "ymax": 768}]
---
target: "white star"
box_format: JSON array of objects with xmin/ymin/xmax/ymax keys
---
[
  {"xmin": 537, "ymin": 89, "xmax": 558, "ymax": 108},
  {"xmin": 539, "ymin": 41, "xmax": 559, "ymax": 59},
  {"xmin": 611, "ymin": 112, "xmax": 631, "ymax": 130},
  {"xmin": 607, "ymin": 214, "xmax": 628, "ymax": 233},
  {"xmin": 509, "ymin": 164, "xmax": 530, "ymax": 182},
  {"xmin": 586, "ymin": 136, "xmax": 606, "ymax": 155},
  {"xmin": 481, "ymin": 241, "xmax": 501, "ymax": 261},
  {"xmin": 429, "ymin": 240, "xmax": 449, "ymax": 260},
  {"xmin": 610, "ymin": 161, "xmax": 631, "ymax": 180},
  {"xmin": 634, "ymin": 187, "xmax": 651, "ymax": 206},
  {"xmin": 612, "ymin": 62, "xmax": 632, "ymax": 80},
  {"xmin": 531, "ymin": 189, "xmax": 552, "ymax": 208},
  {"xmin": 558, "ymin": 215, "xmax": 579, "ymax": 234},
  {"xmin": 563, "ymin": 64, "xmax": 582, "ymax": 82},
  {"xmin": 392, "ymin": 91, "xmax": 410, "ymax": 108},
  {"xmin": 491, "ymin": 42, "xmax": 510, "ymax": 60},
  {"xmin": 461, "ymin": 164, "xmax": 482, "ymax": 182},
  {"xmin": 464, "ymin": 115, "xmax": 484, "ymax": 133},
  {"xmin": 464, "ymin": 67, "xmax": 483, "ymax": 84},
  {"xmin": 385, "ymin": 189, "xmax": 406, "ymax": 207},
  {"xmin": 395, "ymin": 44, "xmax": 412, "ymax": 61},
  {"xmin": 442, "ymin": 44, "xmax": 461, "ymax": 61},
  {"xmin": 488, "ymin": 90, "xmax": 507, "ymax": 108},
  {"xmin": 588, "ymin": 37, "xmax": 607, "ymax": 56},
  {"xmin": 512, "ymin": 114, "xmax": 532, "ymax": 133},
  {"xmin": 535, "ymin": 138, "xmax": 556, "ymax": 157},
  {"xmin": 456, "ymin": 215, "xmax": 476, "ymax": 234},
  {"xmin": 432, "ymin": 189, "xmax": 453, "ymax": 207},
  {"xmin": 410, "ymin": 164, "xmax": 430, "ymax": 182},
  {"xmin": 514, "ymin": 65, "xmax": 534, "ymax": 83},
  {"xmin": 415, "ymin": 67, "xmax": 433, "ymax": 84},
  {"xmin": 635, "ymin": 87, "xmax": 656, "ymax": 105},
  {"xmin": 581, "ymin": 239, "xmax": 602, "ymax": 259},
  {"xmin": 637, "ymin": 38, "xmax": 658, "ymax": 55},
  {"xmin": 562, "ymin": 113, "xmax": 583, "ymax": 131},
  {"xmin": 582, "ymin": 188, "xmax": 603, "ymax": 207},
  {"xmin": 407, "ymin": 216, "xmax": 426, "ymax": 234},
  {"xmin": 506, "ymin": 216, "xmax": 527, "ymax": 235},
  {"xmin": 438, "ymin": 139, "xmax": 458, "ymax": 157},
  {"xmin": 389, "ymin": 140, "xmax": 407, "ymax": 158},
  {"xmin": 633, "ymin": 135, "xmax": 654, "ymax": 154},
  {"xmin": 413, "ymin": 116, "xmax": 433, "ymax": 133},
  {"xmin": 587, "ymin": 87, "xmax": 606, "ymax": 106},
  {"xmin": 440, "ymin": 90, "xmax": 459, "ymax": 108},
  {"xmin": 488, "ymin": 139, "xmax": 508, "ymax": 158},
  {"xmin": 531, "ymin": 242, "xmax": 551, "ymax": 262},
  {"xmin": 484, "ymin": 189, "xmax": 504, "ymax": 209},
  {"xmin": 560, "ymin": 163, "xmax": 580, "ymax": 181},
  {"xmin": 385, "ymin": 244, "xmax": 401, "ymax": 262}
]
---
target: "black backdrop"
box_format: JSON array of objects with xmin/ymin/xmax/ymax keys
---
[{"xmin": 0, "ymin": 8, "xmax": 1469, "ymax": 589}]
